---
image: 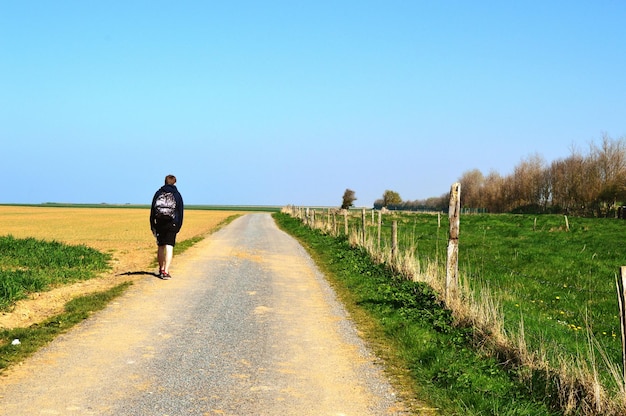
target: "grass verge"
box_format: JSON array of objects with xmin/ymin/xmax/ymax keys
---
[
  {"xmin": 274, "ymin": 212, "xmax": 562, "ymax": 415},
  {"xmin": 0, "ymin": 235, "xmax": 111, "ymax": 310},
  {"xmin": 0, "ymin": 282, "xmax": 132, "ymax": 371}
]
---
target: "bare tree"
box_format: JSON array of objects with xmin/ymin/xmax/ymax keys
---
[
  {"xmin": 481, "ymin": 170, "xmax": 505, "ymax": 212},
  {"xmin": 458, "ymin": 169, "xmax": 484, "ymax": 208},
  {"xmin": 549, "ymin": 153, "xmax": 587, "ymax": 214},
  {"xmin": 589, "ymin": 134, "xmax": 626, "ymax": 215},
  {"xmin": 510, "ymin": 153, "xmax": 547, "ymax": 211},
  {"xmin": 592, "ymin": 133, "xmax": 626, "ymax": 185}
]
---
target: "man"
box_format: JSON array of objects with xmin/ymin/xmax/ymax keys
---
[{"xmin": 150, "ymin": 174, "xmax": 184, "ymax": 279}]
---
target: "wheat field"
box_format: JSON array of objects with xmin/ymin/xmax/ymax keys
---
[
  {"xmin": 0, "ymin": 206, "xmax": 241, "ymax": 328},
  {"xmin": 0, "ymin": 206, "xmax": 239, "ymax": 268}
]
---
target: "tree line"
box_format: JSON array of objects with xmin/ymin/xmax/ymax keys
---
[
  {"xmin": 355, "ymin": 134, "xmax": 626, "ymax": 217},
  {"xmin": 458, "ymin": 134, "xmax": 626, "ymax": 216}
]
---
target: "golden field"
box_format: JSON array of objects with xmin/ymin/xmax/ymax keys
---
[
  {"xmin": 0, "ymin": 206, "xmax": 239, "ymax": 269},
  {"xmin": 0, "ymin": 206, "xmax": 241, "ymax": 328}
]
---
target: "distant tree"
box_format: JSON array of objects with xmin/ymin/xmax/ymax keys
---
[
  {"xmin": 550, "ymin": 149, "xmax": 590, "ymax": 214},
  {"xmin": 341, "ymin": 189, "xmax": 357, "ymax": 209},
  {"xmin": 482, "ymin": 170, "xmax": 505, "ymax": 212},
  {"xmin": 590, "ymin": 134, "xmax": 626, "ymax": 214},
  {"xmin": 382, "ymin": 190, "xmax": 402, "ymax": 207},
  {"xmin": 511, "ymin": 153, "xmax": 547, "ymax": 210},
  {"xmin": 458, "ymin": 169, "xmax": 484, "ymax": 208}
]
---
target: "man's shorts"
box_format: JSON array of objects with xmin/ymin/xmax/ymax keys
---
[{"xmin": 155, "ymin": 219, "xmax": 178, "ymax": 246}]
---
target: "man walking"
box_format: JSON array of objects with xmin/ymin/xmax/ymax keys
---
[{"xmin": 150, "ymin": 174, "xmax": 184, "ymax": 279}]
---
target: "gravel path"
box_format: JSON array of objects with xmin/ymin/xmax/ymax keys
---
[{"xmin": 0, "ymin": 213, "xmax": 409, "ymax": 415}]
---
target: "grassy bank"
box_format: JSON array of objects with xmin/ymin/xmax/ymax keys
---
[
  {"xmin": 0, "ymin": 235, "xmax": 111, "ymax": 309},
  {"xmin": 368, "ymin": 212, "xmax": 625, "ymax": 406},
  {"xmin": 274, "ymin": 212, "xmax": 560, "ymax": 415},
  {"xmin": 372, "ymin": 213, "xmax": 623, "ymax": 369}
]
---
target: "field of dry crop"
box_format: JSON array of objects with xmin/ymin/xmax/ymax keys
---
[{"xmin": 0, "ymin": 206, "xmax": 241, "ymax": 328}]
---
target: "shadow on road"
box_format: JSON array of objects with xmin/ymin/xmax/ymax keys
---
[{"xmin": 117, "ymin": 271, "xmax": 160, "ymax": 278}]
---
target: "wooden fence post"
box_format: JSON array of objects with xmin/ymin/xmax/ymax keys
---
[
  {"xmin": 344, "ymin": 210, "xmax": 348, "ymax": 236},
  {"xmin": 377, "ymin": 210, "xmax": 382, "ymax": 249},
  {"xmin": 564, "ymin": 215, "xmax": 570, "ymax": 232},
  {"xmin": 446, "ymin": 183, "xmax": 461, "ymax": 303},
  {"xmin": 391, "ymin": 220, "xmax": 398, "ymax": 259},
  {"xmin": 326, "ymin": 209, "xmax": 330, "ymax": 231},
  {"xmin": 361, "ymin": 209, "xmax": 366, "ymax": 246},
  {"xmin": 617, "ymin": 267, "xmax": 626, "ymax": 393}
]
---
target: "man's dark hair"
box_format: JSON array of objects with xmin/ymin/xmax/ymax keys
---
[{"xmin": 165, "ymin": 175, "xmax": 177, "ymax": 185}]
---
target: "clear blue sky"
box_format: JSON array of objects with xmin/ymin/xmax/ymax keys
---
[{"xmin": 1, "ymin": 1, "xmax": 625, "ymax": 207}]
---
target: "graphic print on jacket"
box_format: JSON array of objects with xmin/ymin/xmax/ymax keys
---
[{"xmin": 154, "ymin": 191, "xmax": 177, "ymax": 219}]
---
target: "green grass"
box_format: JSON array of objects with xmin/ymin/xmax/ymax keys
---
[
  {"xmin": 0, "ymin": 235, "xmax": 125, "ymax": 370},
  {"xmin": 368, "ymin": 214, "xmax": 624, "ymax": 380},
  {"xmin": 274, "ymin": 212, "xmax": 561, "ymax": 415},
  {"xmin": 0, "ymin": 235, "xmax": 111, "ymax": 309}
]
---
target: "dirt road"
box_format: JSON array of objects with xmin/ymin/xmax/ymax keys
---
[{"xmin": 0, "ymin": 213, "xmax": 409, "ymax": 415}]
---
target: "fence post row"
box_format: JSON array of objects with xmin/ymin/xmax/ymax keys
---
[{"xmin": 446, "ymin": 182, "xmax": 461, "ymax": 303}]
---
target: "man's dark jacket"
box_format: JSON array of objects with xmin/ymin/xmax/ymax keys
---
[{"xmin": 150, "ymin": 184, "xmax": 184, "ymax": 233}]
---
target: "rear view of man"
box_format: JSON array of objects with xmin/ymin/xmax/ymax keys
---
[{"xmin": 150, "ymin": 174, "xmax": 184, "ymax": 279}]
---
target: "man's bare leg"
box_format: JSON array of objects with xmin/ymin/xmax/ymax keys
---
[{"xmin": 163, "ymin": 245, "xmax": 174, "ymax": 274}]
